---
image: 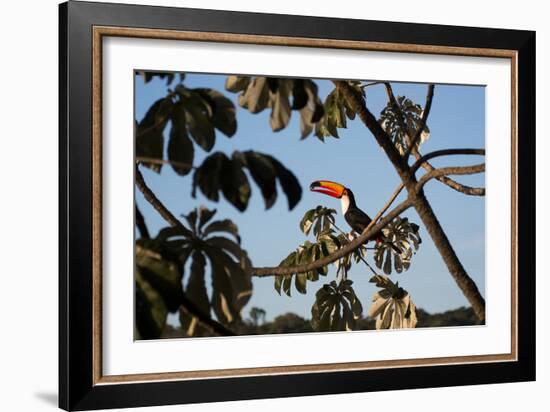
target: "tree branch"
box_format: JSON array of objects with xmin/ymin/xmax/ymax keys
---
[
  {"xmin": 249, "ymin": 160, "xmax": 485, "ymax": 279},
  {"xmin": 366, "ymin": 149, "xmax": 485, "ymax": 232},
  {"xmin": 135, "ymin": 205, "xmax": 150, "ymax": 239},
  {"xmin": 249, "ymin": 197, "xmax": 413, "ymax": 277},
  {"xmin": 419, "ymin": 161, "xmax": 485, "ymax": 196},
  {"xmin": 409, "ymin": 148, "xmax": 485, "ymax": 174},
  {"xmin": 136, "ymin": 156, "xmax": 196, "ymax": 171},
  {"xmin": 403, "ymin": 84, "xmax": 434, "ymax": 158},
  {"xmin": 416, "ymin": 163, "xmax": 485, "ymax": 192},
  {"xmin": 334, "ymin": 81, "xmax": 411, "ymax": 181},
  {"xmin": 135, "ymin": 166, "xmax": 192, "ymax": 236},
  {"xmin": 179, "ymin": 294, "xmax": 237, "ymax": 336}
]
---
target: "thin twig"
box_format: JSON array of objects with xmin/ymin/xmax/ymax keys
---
[
  {"xmin": 416, "ymin": 163, "xmax": 485, "ymax": 192},
  {"xmin": 137, "ymin": 156, "xmax": 196, "ymax": 171},
  {"xmin": 410, "ymin": 148, "xmax": 485, "ymax": 175},
  {"xmin": 135, "ymin": 205, "xmax": 150, "ymax": 238},
  {"xmin": 135, "ymin": 166, "xmax": 192, "ymax": 234},
  {"xmin": 179, "ymin": 295, "xmax": 236, "ymax": 336},
  {"xmin": 361, "ymin": 81, "xmax": 385, "ymax": 88},
  {"xmin": 403, "ymin": 84, "xmax": 434, "ymax": 159},
  {"xmin": 330, "ymin": 221, "xmax": 378, "ymax": 276}
]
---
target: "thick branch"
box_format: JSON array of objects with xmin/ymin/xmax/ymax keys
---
[
  {"xmin": 412, "ymin": 190, "xmax": 486, "ymax": 321},
  {"xmin": 334, "ymin": 81, "xmax": 411, "ymax": 180},
  {"xmin": 249, "ymin": 197, "xmax": 413, "ymax": 277}
]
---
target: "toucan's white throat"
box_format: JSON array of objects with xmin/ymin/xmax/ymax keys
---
[{"xmin": 341, "ymin": 194, "xmax": 350, "ymax": 215}]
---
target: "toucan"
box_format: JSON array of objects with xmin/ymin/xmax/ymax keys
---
[{"xmin": 309, "ymin": 180, "xmax": 400, "ymax": 253}]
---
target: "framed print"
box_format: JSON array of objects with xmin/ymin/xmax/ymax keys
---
[{"xmin": 59, "ymin": 1, "xmax": 536, "ymax": 410}]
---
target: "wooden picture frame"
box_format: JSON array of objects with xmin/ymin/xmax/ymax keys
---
[{"xmin": 59, "ymin": 1, "xmax": 535, "ymax": 410}]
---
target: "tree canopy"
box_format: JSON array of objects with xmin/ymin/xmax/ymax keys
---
[{"xmin": 134, "ymin": 72, "xmax": 486, "ymax": 340}]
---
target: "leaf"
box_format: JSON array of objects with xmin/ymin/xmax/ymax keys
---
[
  {"xmin": 274, "ymin": 275, "xmax": 283, "ymax": 295},
  {"xmin": 379, "ymin": 95, "xmax": 431, "ymax": 155},
  {"xmin": 184, "ymin": 209, "xmax": 198, "ymax": 233},
  {"xmin": 300, "ymin": 209, "xmax": 316, "ymax": 235},
  {"xmin": 135, "ymin": 270, "xmax": 168, "ymax": 339},
  {"xmin": 193, "ymin": 151, "xmax": 301, "ymax": 212},
  {"xmin": 226, "ymin": 76, "xmax": 326, "ymax": 138},
  {"xmin": 136, "ymin": 97, "xmax": 172, "ymax": 172},
  {"xmin": 207, "ymin": 249, "xmax": 239, "ymax": 324},
  {"xmin": 197, "ymin": 207, "xmax": 217, "ymax": 231},
  {"xmin": 168, "ymin": 108, "xmax": 194, "ymax": 176},
  {"xmin": 185, "ymin": 251, "xmax": 209, "ymax": 314},
  {"xmin": 207, "ymin": 236, "xmax": 251, "ymax": 270},
  {"xmin": 291, "ymin": 79, "xmax": 308, "ymax": 110},
  {"xmin": 374, "ymin": 216, "xmax": 421, "ymax": 275},
  {"xmin": 264, "ymin": 155, "xmax": 302, "ymax": 210},
  {"xmin": 220, "ymin": 156, "xmax": 251, "ymax": 212},
  {"xmin": 310, "ymin": 280, "xmax": 363, "ymax": 332},
  {"xmin": 195, "ymin": 88, "xmax": 237, "ymax": 137},
  {"xmin": 176, "ymin": 87, "xmax": 216, "ymax": 152},
  {"xmin": 368, "ymin": 274, "xmax": 417, "ymax": 330},
  {"xmin": 225, "ymin": 76, "xmax": 251, "ymax": 92},
  {"xmin": 203, "ymin": 219, "xmax": 241, "ymax": 243},
  {"xmin": 192, "ymin": 152, "xmax": 225, "ymax": 201},
  {"xmin": 282, "ymin": 275, "xmax": 292, "ymax": 297},
  {"xmin": 241, "ymin": 151, "xmax": 277, "ymax": 209},
  {"xmin": 269, "ymin": 79, "xmax": 292, "ymax": 132},
  {"xmin": 239, "ymin": 77, "xmax": 270, "ymax": 113},
  {"xmin": 136, "ymin": 243, "xmax": 183, "ymax": 312}
]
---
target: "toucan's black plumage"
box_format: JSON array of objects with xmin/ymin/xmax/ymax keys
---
[{"xmin": 340, "ymin": 188, "xmax": 373, "ymax": 235}]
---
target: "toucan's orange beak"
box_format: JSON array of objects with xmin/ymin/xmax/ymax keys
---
[{"xmin": 309, "ymin": 180, "xmax": 346, "ymax": 199}]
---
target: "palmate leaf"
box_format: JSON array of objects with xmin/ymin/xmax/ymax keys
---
[
  {"xmin": 136, "ymin": 97, "xmax": 173, "ymax": 172},
  {"xmin": 374, "ymin": 217, "xmax": 421, "ymax": 274},
  {"xmin": 300, "ymin": 206, "xmax": 337, "ymax": 237},
  {"xmin": 314, "ymin": 82, "xmax": 362, "ymax": 141},
  {"xmin": 192, "ymin": 150, "xmax": 302, "ymax": 212},
  {"xmin": 135, "ymin": 241, "xmax": 183, "ymax": 312},
  {"xmin": 135, "ymin": 79, "xmax": 237, "ymax": 176},
  {"xmin": 311, "ymin": 280, "xmax": 363, "ymax": 332},
  {"xmin": 136, "ymin": 207, "xmax": 252, "ymax": 337},
  {"xmin": 273, "ymin": 232, "xmax": 342, "ymax": 296},
  {"xmin": 379, "ymin": 95, "xmax": 431, "ymax": 155},
  {"xmin": 180, "ymin": 251, "xmax": 210, "ymax": 337},
  {"xmin": 225, "ymin": 76, "xmax": 325, "ymax": 138},
  {"xmin": 368, "ymin": 274, "xmax": 417, "ymax": 329},
  {"xmin": 179, "ymin": 208, "xmax": 252, "ymax": 324}
]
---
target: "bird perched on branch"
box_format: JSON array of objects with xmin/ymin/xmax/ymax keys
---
[{"xmin": 310, "ymin": 180, "xmax": 401, "ymax": 253}]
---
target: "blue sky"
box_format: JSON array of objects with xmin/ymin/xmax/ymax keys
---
[{"xmin": 135, "ymin": 73, "xmax": 485, "ymax": 322}]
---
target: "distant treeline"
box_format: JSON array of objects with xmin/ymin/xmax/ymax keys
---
[{"xmin": 160, "ymin": 306, "xmax": 481, "ymax": 339}]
